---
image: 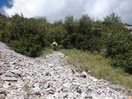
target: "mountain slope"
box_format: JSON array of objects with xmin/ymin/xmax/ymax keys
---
[{"xmin": 0, "ymin": 42, "xmax": 131, "ymax": 99}]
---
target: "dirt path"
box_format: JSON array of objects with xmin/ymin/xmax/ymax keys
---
[{"xmin": 0, "ymin": 42, "xmax": 131, "ymax": 99}]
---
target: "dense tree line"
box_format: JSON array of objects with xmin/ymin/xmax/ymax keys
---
[{"xmin": 0, "ymin": 13, "xmax": 131, "ymax": 74}]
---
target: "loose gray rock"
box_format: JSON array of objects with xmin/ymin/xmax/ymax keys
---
[
  {"xmin": 0, "ymin": 41, "xmax": 131, "ymax": 99},
  {"xmin": 0, "ymin": 94, "xmax": 6, "ymax": 99}
]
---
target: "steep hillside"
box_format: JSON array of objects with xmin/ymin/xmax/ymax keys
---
[{"xmin": 0, "ymin": 42, "xmax": 131, "ymax": 99}]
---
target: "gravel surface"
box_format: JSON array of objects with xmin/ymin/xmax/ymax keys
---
[{"xmin": 0, "ymin": 42, "xmax": 131, "ymax": 99}]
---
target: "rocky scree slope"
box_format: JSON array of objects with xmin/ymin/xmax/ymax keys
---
[{"xmin": 0, "ymin": 41, "xmax": 132, "ymax": 99}]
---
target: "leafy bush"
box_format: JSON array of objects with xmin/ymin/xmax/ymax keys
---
[
  {"xmin": 47, "ymin": 22, "xmax": 67, "ymax": 45},
  {"xmin": 0, "ymin": 14, "xmax": 48, "ymax": 57},
  {"xmin": 106, "ymin": 33, "xmax": 132, "ymax": 73},
  {"xmin": 0, "ymin": 13, "xmax": 132, "ymax": 74}
]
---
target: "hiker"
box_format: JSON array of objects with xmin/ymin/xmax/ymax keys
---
[{"xmin": 51, "ymin": 39, "xmax": 58, "ymax": 51}]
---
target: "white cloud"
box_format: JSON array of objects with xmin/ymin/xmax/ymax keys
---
[{"xmin": 3, "ymin": 0, "xmax": 132, "ymax": 24}]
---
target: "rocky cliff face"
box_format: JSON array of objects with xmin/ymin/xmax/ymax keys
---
[{"xmin": 0, "ymin": 42, "xmax": 131, "ymax": 99}]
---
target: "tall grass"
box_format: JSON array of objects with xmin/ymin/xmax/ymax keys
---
[{"xmin": 61, "ymin": 49, "xmax": 132, "ymax": 89}]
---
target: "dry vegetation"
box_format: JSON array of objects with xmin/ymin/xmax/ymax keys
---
[{"xmin": 61, "ymin": 49, "xmax": 132, "ymax": 88}]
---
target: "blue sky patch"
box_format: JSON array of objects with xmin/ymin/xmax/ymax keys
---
[{"xmin": 0, "ymin": 0, "xmax": 12, "ymax": 8}]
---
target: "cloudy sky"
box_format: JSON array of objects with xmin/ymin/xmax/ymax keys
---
[{"xmin": 0, "ymin": 0, "xmax": 132, "ymax": 24}]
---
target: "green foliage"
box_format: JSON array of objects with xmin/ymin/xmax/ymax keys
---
[
  {"xmin": 106, "ymin": 33, "xmax": 132, "ymax": 73},
  {"xmin": 64, "ymin": 16, "xmax": 77, "ymax": 34},
  {"xmin": 104, "ymin": 13, "xmax": 121, "ymax": 24},
  {"xmin": 0, "ymin": 13, "xmax": 132, "ymax": 74},
  {"xmin": 103, "ymin": 13, "xmax": 128, "ymax": 34},
  {"xmin": 0, "ymin": 14, "xmax": 47, "ymax": 57},
  {"xmin": 78, "ymin": 15, "xmax": 93, "ymax": 35},
  {"xmin": 47, "ymin": 21, "xmax": 67, "ymax": 45}
]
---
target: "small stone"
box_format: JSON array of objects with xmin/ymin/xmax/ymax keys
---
[
  {"xmin": 71, "ymin": 69, "xmax": 75, "ymax": 74},
  {"xmin": 4, "ymin": 87, "xmax": 15, "ymax": 93},
  {"xmin": 0, "ymin": 94, "xmax": 6, "ymax": 99},
  {"xmin": 2, "ymin": 72, "xmax": 16, "ymax": 77},
  {"xmin": 39, "ymin": 79, "xmax": 48, "ymax": 84},
  {"xmin": 0, "ymin": 79, "xmax": 4, "ymax": 84},
  {"xmin": 32, "ymin": 83, "xmax": 40, "ymax": 93},
  {"xmin": 34, "ymin": 92, "xmax": 41, "ymax": 96},
  {"xmin": 80, "ymin": 71, "xmax": 87, "ymax": 78},
  {"xmin": 63, "ymin": 94, "xmax": 68, "ymax": 98},
  {"xmin": 46, "ymin": 95, "xmax": 55, "ymax": 99},
  {"xmin": 10, "ymin": 90, "xmax": 18, "ymax": 96},
  {"xmin": 44, "ymin": 82, "xmax": 51, "ymax": 89},
  {"xmin": 9, "ymin": 61, "xmax": 16, "ymax": 65},
  {"xmin": 87, "ymin": 88, "xmax": 92, "ymax": 92},
  {"xmin": 56, "ymin": 86, "xmax": 63, "ymax": 92},
  {"xmin": 45, "ymin": 72, "xmax": 51, "ymax": 76},
  {"xmin": 86, "ymin": 96, "xmax": 93, "ymax": 99},
  {"xmin": 0, "ymin": 71, "xmax": 4, "ymax": 75},
  {"xmin": 72, "ymin": 82, "xmax": 80, "ymax": 86},
  {"xmin": 63, "ymin": 82, "xmax": 72, "ymax": 89},
  {"xmin": 126, "ymin": 89, "xmax": 132, "ymax": 97},
  {"xmin": 11, "ymin": 70, "xmax": 21, "ymax": 77},
  {"xmin": 46, "ymin": 88, "xmax": 55, "ymax": 95},
  {"xmin": 1, "ymin": 76, "xmax": 18, "ymax": 82},
  {"xmin": 76, "ymin": 87, "xmax": 82, "ymax": 94},
  {"xmin": 89, "ymin": 77, "xmax": 98, "ymax": 82},
  {"xmin": 81, "ymin": 92, "xmax": 87, "ymax": 98},
  {"xmin": 128, "ymin": 96, "xmax": 132, "ymax": 99},
  {"xmin": 88, "ymin": 71, "xmax": 91, "ymax": 74},
  {"xmin": 19, "ymin": 95, "xmax": 25, "ymax": 99},
  {"xmin": 0, "ymin": 89, "xmax": 5, "ymax": 94},
  {"xmin": 3, "ymin": 82, "xmax": 10, "ymax": 89},
  {"xmin": 0, "ymin": 62, "xmax": 5, "ymax": 67},
  {"xmin": 47, "ymin": 63, "xmax": 53, "ymax": 67}
]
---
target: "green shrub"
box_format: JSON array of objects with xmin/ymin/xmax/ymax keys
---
[
  {"xmin": 0, "ymin": 13, "xmax": 132, "ymax": 74},
  {"xmin": 0, "ymin": 14, "xmax": 48, "ymax": 57},
  {"xmin": 106, "ymin": 33, "xmax": 132, "ymax": 73}
]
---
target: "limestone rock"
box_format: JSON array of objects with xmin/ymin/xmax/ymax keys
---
[
  {"xmin": 0, "ymin": 71, "xmax": 4, "ymax": 75},
  {"xmin": 63, "ymin": 82, "xmax": 72, "ymax": 89},
  {"xmin": 80, "ymin": 71, "xmax": 87, "ymax": 78},
  {"xmin": 0, "ymin": 42, "xmax": 130, "ymax": 99},
  {"xmin": 0, "ymin": 94, "xmax": 5, "ymax": 99},
  {"xmin": 1, "ymin": 76, "xmax": 18, "ymax": 82}
]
